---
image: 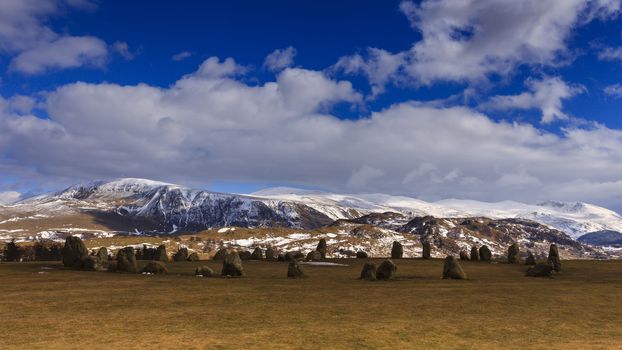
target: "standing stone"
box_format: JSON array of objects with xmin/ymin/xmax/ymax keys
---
[
  {"xmin": 285, "ymin": 251, "xmax": 304, "ymax": 261},
  {"xmin": 442, "ymin": 256, "xmax": 467, "ymax": 279},
  {"xmin": 96, "ymin": 247, "xmax": 108, "ymax": 263},
  {"xmin": 141, "ymin": 261, "xmax": 168, "ymax": 274},
  {"xmin": 116, "ymin": 247, "xmax": 138, "ymax": 273},
  {"xmin": 507, "ymin": 243, "xmax": 520, "ymax": 264},
  {"xmin": 391, "ymin": 241, "xmax": 403, "ymax": 259},
  {"xmin": 187, "ymin": 252, "xmax": 200, "ymax": 261},
  {"xmin": 316, "ymin": 238, "xmax": 327, "ymax": 259},
  {"xmin": 154, "ymin": 244, "xmax": 168, "ymax": 262},
  {"xmin": 173, "ymin": 248, "xmax": 189, "ymax": 262},
  {"xmin": 376, "ymin": 259, "xmax": 397, "ymax": 280},
  {"xmin": 213, "ymin": 248, "xmax": 227, "ymax": 260},
  {"xmin": 195, "ymin": 265, "xmax": 214, "ymax": 277},
  {"xmin": 356, "ymin": 251, "xmax": 368, "ymax": 259},
  {"xmin": 470, "ymin": 246, "xmax": 479, "ymax": 261},
  {"xmin": 422, "ymin": 241, "xmax": 431, "ymax": 259},
  {"xmin": 525, "ymin": 252, "xmax": 536, "ymax": 265},
  {"xmin": 62, "ymin": 236, "xmax": 88, "ymax": 269},
  {"xmin": 82, "ymin": 256, "xmax": 103, "ymax": 271},
  {"xmin": 479, "ymin": 245, "xmax": 492, "ymax": 262},
  {"xmin": 359, "ymin": 262, "xmax": 377, "ymax": 281},
  {"xmin": 459, "ymin": 250, "xmax": 470, "ymax": 261},
  {"xmin": 221, "ymin": 252, "xmax": 245, "ymax": 277},
  {"xmin": 265, "ymin": 247, "xmax": 276, "ymax": 261},
  {"xmin": 238, "ymin": 250, "xmax": 253, "ymax": 260},
  {"xmin": 306, "ymin": 250, "xmax": 322, "ymax": 261},
  {"xmin": 525, "ymin": 263, "xmax": 554, "ymax": 277},
  {"xmin": 287, "ymin": 261, "xmax": 306, "ymax": 278},
  {"xmin": 547, "ymin": 244, "xmax": 561, "ymax": 272},
  {"xmin": 251, "ymin": 247, "xmax": 263, "ymax": 260}
]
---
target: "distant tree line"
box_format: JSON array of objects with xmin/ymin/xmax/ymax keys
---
[{"xmin": 1, "ymin": 240, "xmax": 63, "ymax": 262}]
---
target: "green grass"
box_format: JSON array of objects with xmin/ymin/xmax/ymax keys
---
[{"xmin": 1, "ymin": 259, "xmax": 621, "ymax": 349}]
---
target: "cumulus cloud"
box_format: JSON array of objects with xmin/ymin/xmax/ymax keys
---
[
  {"xmin": 0, "ymin": 0, "xmax": 109, "ymax": 74},
  {"xmin": 1, "ymin": 58, "xmax": 622, "ymax": 212},
  {"xmin": 483, "ymin": 77, "xmax": 584, "ymax": 123},
  {"xmin": 598, "ymin": 46, "xmax": 622, "ymax": 61},
  {"xmin": 0, "ymin": 191, "xmax": 21, "ymax": 204},
  {"xmin": 195, "ymin": 56, "xmax": 246, "ymax": 78},
  {"xmin": 604, "ymin": 83, "xmax": 622, "ymax": 98},
  {"xmin": 112, "ymin": 41, "xmax": 137, "ymax": 60},
  {"xmin": 263, "ymin": 46, "xmax": 297, "ymax": 72},
  {"xmin": 337, "ymin": 0, "xmax": 620, "ymax": 94}
]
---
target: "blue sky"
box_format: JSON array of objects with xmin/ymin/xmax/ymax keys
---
[{"xmin": 1, "ymin": 0, "xmax": 622, "ymax": 212}]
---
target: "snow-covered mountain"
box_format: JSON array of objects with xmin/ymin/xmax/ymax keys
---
[{"xmin": 1, "ymin": 178, "xmax": 621, "ymax": 242}]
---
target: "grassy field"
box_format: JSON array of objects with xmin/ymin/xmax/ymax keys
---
[{"xmin": 1, "ymin": 259, "xmax": 621, "ymax": 349}]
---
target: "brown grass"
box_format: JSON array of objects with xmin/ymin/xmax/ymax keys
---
[{"xmin": 1, "ymin": 259, "xmax": 621, "ymax": 349}]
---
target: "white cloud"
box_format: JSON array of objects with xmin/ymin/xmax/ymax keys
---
[
  {"xmin": 195, "ymin": 56, "xmax": 246, "ymax": 79},
  {"xmin": 263, "ymin": 46, "xmax": 297, "ymax": 72},
  {"xmin": 112, "ymin": 41, "xmax": 136, "ymax": 60},
  {"xmin": 598, "ymin": 46, "xmax": 622, "ymax": 61},
  {"xmin": 10, "ymin": 36, "xmax": 107, "ymax": 74},
  {"xmin": 0, "ymin": 191, "xmax": 21, "ymax": 204},
  {"xmin": 0, "ymin": 0, "xmax": 109, "ymax": 74},
  {"xmin": 604, "ymin": 83, "xmax": 622, "ymax": 98},
  {"xmin": 172, "ymin": 51, "xmax": 192, "ymax": 61},
  {"xmin": 337, "ymin": 0, "xmax": 620, "ymax": 93},
  {"xmin": 482, "ymin": 77, "xmax": 584, "ymax": 123},
  {"xmin": 1, "ymin": 57, "xmax": 622, "ymax": 211}
]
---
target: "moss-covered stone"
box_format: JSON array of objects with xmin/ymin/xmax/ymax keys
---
[
  {"xmin": 359, "ymin": 262, "xmax": 377, "ymax": 281},
  {"xmin": 442, "ymin": 256, "xmax": 467, "ymax": 280},
  {"xmin": 221, "ymin": 251, "xmax": 244, "ymax": 277},
  {"xmin": 376, "ymin": 259, "xmax": 397, "ymax": 280},
  {"xmin": 61, "ymin": 236, "xmax": 88, "ymax": 269}
]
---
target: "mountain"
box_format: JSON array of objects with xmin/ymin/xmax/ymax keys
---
[
  {"xmin": 578, "ymin": 230, "xmax": 622, "ymax": 246},
  {"xmin": 1, "ymin": 178, "xmax": 621, "ymax": 259}
]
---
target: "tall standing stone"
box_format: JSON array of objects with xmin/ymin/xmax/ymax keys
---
[
  {"xmin": 391, "ymin": 241, "xmax": 403, "ymax": 259},
  {"xmin": 459, "ymin": 250, "xmax": 470, "ymax": 261},
  {"xmin": 470, "ymin": 246, "xmax": 479, "ymax": 261},
  {"xmin": 479, "ymin": 245, "xmax": 492, "ymax": 262},
  {"xmin": 61, "ymin": 236, "xmax": 88, "ymax": 269},
  {"xmin": 251, "ymin": 247, "xmax": 263, "ymax": 260},
  {"xmin": 359, "ymin": 262, "xmax": 377, "ymax": 281},
  {"xmin": 442, "ymin": 256, "xmax": 467, "ymax": 280},
  {"xmin": 525, "ymin": 252, "xmax": 536, "ymax": 265},
  {"xmin": 422, "ymin": 241, "xmax": 431, "ymax": 259},
  {"xmin": 547, "ymin": 244, "xmax": 561, "ymax": 272},
  {"xmin": 96, "ymin": 247, "xmax": 109, "ymax": 263},
  {"xmin": 265, "ymin": 247, "xmax": 277, "ymax": 261},
  {"xmin": 154, "ymin": 244, "xmax": 168, "ymax": 262},
  {"xmin": 221, "ymin": 251, "xmax": 245, "ymax": 277},
  {"xmin": 213, "ymin": 248, "xmax": 227, "ymax": 260},
  {"xmin": 507, "ymin": 243, "xmax": 520, "ymax": 264},
  {"xmin": 287, "ymin": 261, "xmax": 306, "ymax": 278},
  {"xmin": 316, "ymin": 238, "xmax": 327, "ymax": 259},
  {"xmin": 173, "ymin": 247, "xmax": 189, "ymax": 262}
]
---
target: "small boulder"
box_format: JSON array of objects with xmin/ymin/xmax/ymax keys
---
[
  {"xmin": 470, "ymin": 246, "xmax": 479, "ymax": 261},
  {"xmin": 287, "ymin": 261, "xmax": 306, "ymax": 278},
  {"xmin": 238, "ymin": 250, "xmax": 253, "ymax": 260},
  {"xmin": 391, "ymin": 241, "xmax": 403, "ymax": 259},
  {"xmin": 316, "ymin": 238, "xmax": 327, "ymax": 259},
  {"xmin": 141, "ymin": 261, "xmax": 168, "ymax": 274},
  {"xmin": 221, "ymin": 252, "xmax": 245, "ymax": 277},
  {"xmin": 265, "ymin": 247, "xmax": 277, "ymax": 261},
  {"xmin": 82, "ymin": 256, "xmax": 103, "ymax": 271},
  {"xmin": 62, "ymin": 236, "xmax": 88, "ymax": 269},
  {"xmin": 154, "ymin": 244, "xmax": 168, "ymax": 262},
  {"xmin": 356, "ymin": 251, "xmax": 368, "ymax": 259},
  {"xmin": 173, "ymin": 248, "xmax": 189, "ymax": 262},
  {"xmin": 525, "ymin": 263, "xmax": 554, "ymax": 277},
  {"xmin": 116, "ymin": 247, "xmax": 138, "ymax": 273},
  {"xmin": 359, "ymin": 262, "xmax": 377, "ymax": 281},
  {"xmin": 212, "ymin": 248, "xmax": 228, "ymax": 260},
  {"xmin": 96, "ymin": 247, "xmax": 108, "ymax": 263},
  {"xmin": 251, "ymin": 247, "xmax": 263, "ymax": 260},
  {"xmin": 195, "ymin": 265, "xmax": 214, "ymax": 277},
  {"xmin": 459, "ymin": 250, "xmax": 469, "ymax": 261},
  {"xmin": 277, "ymin": 253, "xmax": 286, "ymax": 262},
  {"xmin": 442, "ymin": 256, "xmax": 467, "ymax": 280},
  {"xmin": 547, "ymin": 244, "xmax": 561, "ymax": 272},
  {"xmin": 376, "ymin": 259, "xmax": 397, "ymax": 280},
  {"xmin": 187, "ymin": 252, "xmax": 200, "ymax": 261},
  {"xmin": 479, "ymin": 245, "xmax": 492, "ymax": 262},
  {"xmin": 422, "ymin": 241, "xmax": 431, "ymax": 259},
  {"xmin": 306, "ymin": 250, "xmax": 322, "ymax": 261},
  {"xmin": 525, "ymin": 252, "xmax": 536, "ymax": 265},
  {"xmin": 507, "ymin": 243, "xmax": 520, "ymax": 264}
]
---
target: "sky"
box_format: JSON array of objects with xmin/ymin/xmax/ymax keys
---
[{"xmin": 0, "ymin": 0, "xmax": 622, "ymax": 213}]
